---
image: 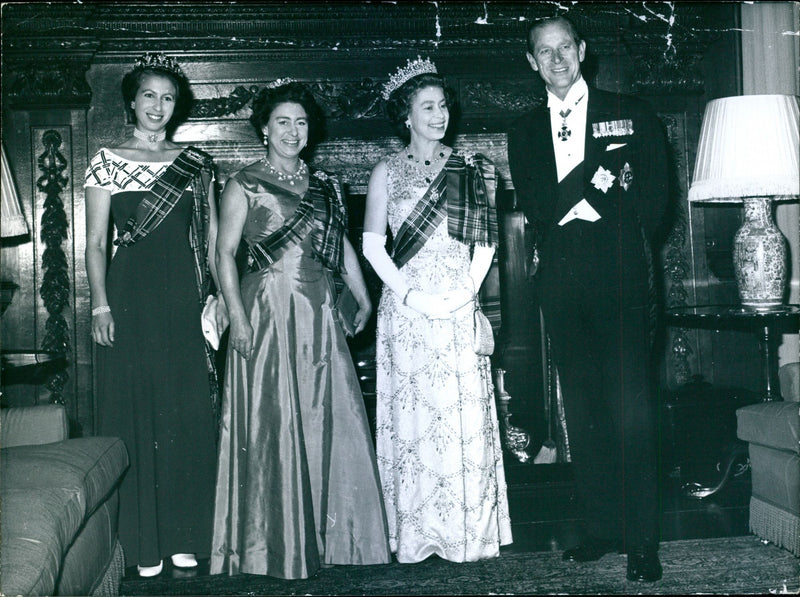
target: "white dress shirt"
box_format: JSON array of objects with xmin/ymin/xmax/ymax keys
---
[{"xmin": 547, "ymin": 77, "xmax": 589, "ymax": 183}]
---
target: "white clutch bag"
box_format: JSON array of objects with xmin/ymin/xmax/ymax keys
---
[{"xmin": 201, "ymin": 294, "xmax": 227, "ymax": 350}]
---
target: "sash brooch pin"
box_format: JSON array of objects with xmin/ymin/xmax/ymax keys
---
[{"xmin": 619, "ymin": 163, "xmax": 633, "ymax": 191}]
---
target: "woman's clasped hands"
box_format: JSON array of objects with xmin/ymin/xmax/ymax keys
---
[{"xmin": 404, "ymin": 285, "xmax": 473, "ymax": 320}]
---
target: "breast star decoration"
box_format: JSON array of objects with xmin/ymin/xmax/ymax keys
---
[
  {"xmin": 591, "ymin": 165, "xmax": 616, "ymax": 193},
  {"xmin": 619, "ymin": 163, "xmax": 633, "ymax": 191}
]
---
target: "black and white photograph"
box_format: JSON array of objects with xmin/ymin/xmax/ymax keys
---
[{"xmin": 1, "ymin": 1, "xmax": 798, "ymax": 595}]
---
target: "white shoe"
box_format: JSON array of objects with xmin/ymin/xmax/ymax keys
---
[
  {"xmin": 137, "ymin": 560, "xmax": 163, "ymax": 577},
  {"xmin": 170, "ymin": 553, "xmax": 198, "ymax": 568}
]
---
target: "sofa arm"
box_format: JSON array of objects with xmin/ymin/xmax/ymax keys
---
[{"xmin": 1, "ymin": 404, "xmax": 68, "ymax": 447}]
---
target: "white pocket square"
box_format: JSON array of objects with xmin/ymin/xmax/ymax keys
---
[
  {"xmin": 605, "ymin": 143, "xmax": 627, "ymax": 151},
  {"xmin": 558, "ymin": 199, "xmax": 602, "ymax": 226}
]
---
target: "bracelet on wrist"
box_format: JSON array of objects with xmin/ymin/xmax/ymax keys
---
[{"xmin": 92, "ymin": 305, "xmax": 111, "ymax": 316}]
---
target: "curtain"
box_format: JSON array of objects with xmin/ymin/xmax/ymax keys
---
[{"xmin": 741, "ymin": 1, "xmax": 800, "ymax": 371}]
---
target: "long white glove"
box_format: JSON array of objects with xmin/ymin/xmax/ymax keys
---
[
  {"xmin": 467, "ymin": 245, "xmax": 496, "ymax": 295},
  {"xmin": 362, "ymin": 231, "xmax": 451, "ymax": 319},
  {"xmin": 439, "ymin": 244, "xmax": 496, "ymax": 312},
  {"xmin": 362, "ymin": 231, "xmax": 409, "ymax": 298}
]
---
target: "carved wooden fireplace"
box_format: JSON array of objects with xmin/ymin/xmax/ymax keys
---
[{"xmin": 1, "ymin": 2, "xmax": 750, "ymax": 460}]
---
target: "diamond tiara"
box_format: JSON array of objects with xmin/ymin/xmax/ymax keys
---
[
  {"xmin": 132, "ymin": 52, "xmax": 185, "ymax": 78},
  {"xmin": 264, "ymin": 77, "xmax": 297, "ymax": 90},
  {"xmin": 381, "ymin": 56, "xmax": 438, "ymax": 100}
]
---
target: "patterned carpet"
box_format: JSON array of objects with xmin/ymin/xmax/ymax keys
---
[{"xmin": 120, "ymin": 535, "xmax": 799, "ymax": 595}]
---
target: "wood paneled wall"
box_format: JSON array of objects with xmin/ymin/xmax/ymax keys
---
[{"xmin": 1, "ymin": 1, "xmax": 748, "ymax": 437}]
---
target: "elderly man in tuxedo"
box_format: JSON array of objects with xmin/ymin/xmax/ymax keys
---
[{"xmin": 507, "ymin": 15, "xmax": 669, "ymax": 582}]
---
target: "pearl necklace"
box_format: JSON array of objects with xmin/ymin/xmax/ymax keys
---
[
  {"xmin": 264, "ymin": 157, "xmax": 308, "ymax": 186},
  {"xmin": 133, "ymin": 128, "xmax": 166, "ymax": 144}
]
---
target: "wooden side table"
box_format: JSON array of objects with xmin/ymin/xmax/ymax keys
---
[
  {"xmin": 664, "ymin": 305, "xmax": 800, "ymax": 498},
  {"xmin": 1, "ymin": 350, "xmax": 66, "ymax": 389},
  {"xmin": 666, "ymin": 305, "xmax": 800, "ymax": 402}
]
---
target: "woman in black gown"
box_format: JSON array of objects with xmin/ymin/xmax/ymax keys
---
[{"xmin": 84, "ymin": 52, "xmax": 219, "ymax": 578}]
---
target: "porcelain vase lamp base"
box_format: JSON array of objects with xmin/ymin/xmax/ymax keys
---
[{"xmin": 733, "ymin": 196, "xmax": 788, "ymax": 311}]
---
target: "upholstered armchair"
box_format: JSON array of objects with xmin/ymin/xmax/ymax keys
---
[
  {"xmin": 736, "ymin": 363, "xmax": 800, "ymax": 556},
  {"xmin": 1, "ymin": 404, "xmax": 129, "ymax": 595}
]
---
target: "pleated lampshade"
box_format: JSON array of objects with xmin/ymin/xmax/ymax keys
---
[
  {"xmin": 688, "ymin": 94, "xmax": 800, "ymax": 309},
  {"xmin": 1, "ymin": 142, "xmax": 29, "ymax": 238},
  {"xmin": 688, "ymin": 94, "xmax": 799, "ymax": 203}
]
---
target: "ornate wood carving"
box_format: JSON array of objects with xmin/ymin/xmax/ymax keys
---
[
  {"xmin": 659, "ymin": 112, "xmax": 697, "ymax": 387},
  {"xmin": 5, "ymin": 60, "xmax": 93, "ymax": 109},
  {"xmin": 192, "ymin": 80, "xmax": 385, "ymax": 121},
  {"xmin": 1, "ymin": 0, "xmax": 744, "ymax": 432},
  {"xmin": 665, "ymin": 216, "xmax": 694, "ymax": 386},
  {"xmin": 460, "ymin": 81, "xmax": 542, "ymax": 113},
  {"xmin": 3, "ymin": 2, "xmax": 721, "ymax": 93},
  {"xmin": 308, "ymin": 80, "xmax": 385, "ymax": 120},
  {"xmin": 191, "ymin": 85, "xmax": 260, "ymax": 119},
  {"xmin": 204, "ymin": 133, "xmax": 513, "ymax": 195},
  {"xmin": 36, "ymin": 130, "xmax": 71, "ymax": 404},
  {"xmin": 192, "ymin": 78, "xmax": 542, "ymax": 124},
  {"xmin": 632, "ymin": 49, "xmax": 705, "ymax": 94}
]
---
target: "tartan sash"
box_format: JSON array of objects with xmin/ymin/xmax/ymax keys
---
[
  {"xmin": 390, "ymin": 158, "xmax": 450, "ymax": 269},
  {"xmin": 114, "ymin": 146, "xmax": 211, "ymax": 248},
  {"xmin": 309, "ymin": 170, "xmax": 347, "ymax": 274},
  {"xmin": 447, "ymin": 153, "xmax": 498, "ymax": 249},
  {"xmin": 246, "ymin": 170, "xmax": 347, "ymax": 274},
  {"xmin": 110, "ymin": 146, "xmax": 219, "ymax": 424},
  {"xmin": 392, "ymin": 153, "xmax": 498, "ymax": 269},
  {"xmin": 247, "ymin": 194, "xmax": 314, "ymax": 272},
  {"xmin": 189, "ymin": 165, "xmax": 213, "ymax": 303}
]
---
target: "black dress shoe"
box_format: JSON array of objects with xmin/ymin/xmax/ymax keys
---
[
  {"xmin": 562, "ymin": 538, "xmax": 618, "ymax": 562},
  {"xmin": 626, "ymin": 551, "xmax": 662, "ymax": 582}
]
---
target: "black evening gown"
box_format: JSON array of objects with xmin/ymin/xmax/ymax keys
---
[{"xmin": 90, "ymin": 150, "xmax": 217, "ymax": 568}]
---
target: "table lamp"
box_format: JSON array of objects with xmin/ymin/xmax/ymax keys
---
[
  {"xmin": 1, "ymin": 141, "xmax": 27, "ymax": 315},
  {"xmin": 1, "ymin": 141, "xmax": 28, "ymax": 239},
  {"xmin": 688, "ymin": 94, "xmax": 799, "ymax": 310}
]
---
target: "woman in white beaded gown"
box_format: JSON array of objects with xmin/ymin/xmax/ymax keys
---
[{"xmin": 362, "ymin": 57, "xmax": 512, "ymax": 563}]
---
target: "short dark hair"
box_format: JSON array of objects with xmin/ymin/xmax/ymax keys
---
[
  {"xmin": 526, "ymin": 15, "xmax": 583, "ymax": 55},
  {"xmin": 249, "ymin": 81, "xmax": 326, "ymax": 152},
  {"xmin": 121, "ymin": 66, "xmax": 192, "ymax": 129},
  {"xmin": 384, "ymin": 73, "xmax": 455, "ymax": 144}
]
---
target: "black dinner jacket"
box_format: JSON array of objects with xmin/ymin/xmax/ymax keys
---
[{"xmin": 507, "ymin": 87, "xmax": 669, "ymax": 256}]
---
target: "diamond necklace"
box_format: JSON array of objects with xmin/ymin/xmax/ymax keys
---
[
  {"xmin": 264, "ymin": 157, "xmax": 308, "ymax": 186},
  {"xmin": 133, "ymin": 128, "xmax": 166, "ymax": 144}
]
